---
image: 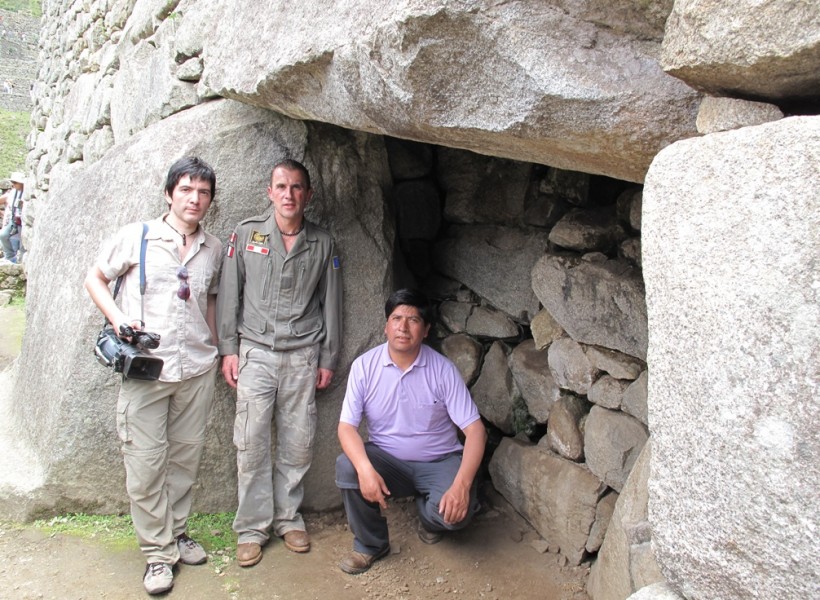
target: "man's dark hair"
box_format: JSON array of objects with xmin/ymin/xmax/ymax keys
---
[
  {"xmin": 384, "ymin": 288, "xmax": 433, "ymax": 325},
  {"xmin": 272, "ymin": 158, "xmax": 311, "ymax": 189},
  {"xmin": 164, "ymin": 156, "xmax": 216, "ymax": 199}
]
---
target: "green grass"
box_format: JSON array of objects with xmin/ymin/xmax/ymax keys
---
[
  {"xmin": 33, "ymin": 512, "xmax": 238, "ymax": 566},
  {"xmin": 0, "ymin": 1, "xmax": 41, "ymax": 17},
  {"xmin": 0, "ymin": 109, "xmax": 28, "ymax": 177},
  {"xmin": 9, "ymin": 293, "xmax": 24, "ymax": 306},
  {"xmin": 35, "ymin": 513, "xmax": 137, "ymax": 549}
]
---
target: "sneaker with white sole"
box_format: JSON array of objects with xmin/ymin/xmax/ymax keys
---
[
  {"xmin": 176, "ymin": 533, "xmax": 207, "ymax": 565},
  {"xmin": 143, "ymin": 562, "xmax": 174, "ymax": 595}
]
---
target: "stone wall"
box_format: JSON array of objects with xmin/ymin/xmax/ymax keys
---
[{"xmin": 0, "ymin": 8, "xmax": 38, "ymax": 113}]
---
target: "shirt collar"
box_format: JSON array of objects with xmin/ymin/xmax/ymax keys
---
[
  {"xmin": 146, "ymin": 214, "xmax": 210, "ymax": 246},
  {"xmin": 379, "ymin": 342, "xmax": 429, "ymax": 369}
]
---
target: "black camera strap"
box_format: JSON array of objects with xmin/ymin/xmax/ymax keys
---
[{"xmin": 104, "ymin": 223, "xmax": 148, "ymax": 329}]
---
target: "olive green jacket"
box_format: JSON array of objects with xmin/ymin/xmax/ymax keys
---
[{"xmin": 216, "ymin": 214, "xmax": 342, "ymax": 371}]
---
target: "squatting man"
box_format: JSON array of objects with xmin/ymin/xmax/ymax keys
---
[
  {"xmin": 217, "ymin": 158, "xmax": 342, "ymax": 568},
  {"xmin": 336, "ymin": 288, "xmax": 487, "ymax": 574},
  {"xmin": 84, "ymin": 157, "xmax": 222, "ymax": 595}
]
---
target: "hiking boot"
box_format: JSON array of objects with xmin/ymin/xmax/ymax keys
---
[
  {"xmin": 237, "ymin": 541, "xmax": 263, "ymax": 567},
  {"xmin": 338, "ymin": 546, "xmax": 390, "ymax": 575},
  {"xmin": 176, "ymin": 533, "xmax": 207, "ymax": 565},
  {"xmin": 417, "ymin": 521, "xmax": 443, "ymax": 545},
  {"xmin": 143, "ymin": 562, "xmax": 174, "ymax": 595},
  {"xmin": 283, "ymin": 529, "xmax": 310, "ymax": 553}
]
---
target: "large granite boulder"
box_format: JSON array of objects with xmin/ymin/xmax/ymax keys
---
[
  {"xmin": 661, "ymin": 0, "xmax": 820, "ymax": 103},
  {"xmin": 642, "ymin": 116, "xmax": 820, "ymax": 599},
  {"xmin": 7, "ymin": 99, "xmax": 394, "ymax": 516},
  {"xmin": 197, "ymin": 0, "xmax": 699, "ymax": 183}
]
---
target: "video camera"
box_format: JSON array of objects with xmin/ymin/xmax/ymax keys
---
[{"xmin": 94, "ymin": 324, "xmax": 164, "ymax": 380}]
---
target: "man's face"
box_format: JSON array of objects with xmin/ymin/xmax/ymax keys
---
[
  {"xmin": 164, "ymin": 175, "xmax": 213, "ymax": 226},
  {"xmin": 267, "ymin": 166, "xmax": 313, "ymax": 222},
  {"xmin": 384, "ymin": 304, "xmax": 430, "ymax": 358}
]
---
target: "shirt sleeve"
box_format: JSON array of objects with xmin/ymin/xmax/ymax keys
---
[
  {"xmin": 339, "ymin": 357, "xmax": 365, "ymax": 427},
  {"xmin": 208, "ymin": 239, "xmax": 223, "ymax": 295},
  {"xmin": 318, "ymin": 237, "xmax": 342, "ymax": 371},
  {"xmin": 95, "ymin": 223, "xmax": 141, "ymax": 282},
  {"xmin": 441, "ymin": 356, "xmax": 481, "ymax": 431},
  {"xmin": 216, "ymin": 227, "xmax": 244, "ymax": 355}
]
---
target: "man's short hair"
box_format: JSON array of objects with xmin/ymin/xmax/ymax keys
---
[
  {"xmin": 272, "ymin": 158, "xmax": 311, "ymax": 189},
  {"xmin": 384, "ymin": 288, "xmax": 433, "ymax": 325},
  {"xmin": 165, "ymin": 156, "xmax": 216, "ymax": 199}
]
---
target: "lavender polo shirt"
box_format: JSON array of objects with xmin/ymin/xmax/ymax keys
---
[{"xmin": 340, "ymin": 343, "xmax": 480, "ymax": 462}]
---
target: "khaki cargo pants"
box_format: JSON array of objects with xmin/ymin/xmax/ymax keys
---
[
  {"xmin": 117, "ymin": 365, "xmax": 216, "ymax": 564},
  {"xmin": 232, "ymin": 341, "xmax": 319, "ymax": 545}
]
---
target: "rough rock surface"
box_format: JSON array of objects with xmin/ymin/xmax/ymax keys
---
[
  {"xmin": 586, "ymin": 491, "xmax": 617, "ymax": 554},
  {"xmin": 437, "ymin": 149, "xmax": 532, "ymax": 224},
  {"xmin": 642, "ymin": 116, "xmax": 820, "ymax": 599},
  {"xmin": 695, "ymin": 96, "xmax": 784, "ymax": 134},
  {"xmin": 587, "ymin": 443, "xmax": 664, "ymax": 600},
  {"xmin": 11, "ymin": 100, "xmax": 394, "ymax": 516},
  {"xmin": 584, "ymin": 406, "xmax": 648, "ymax": 493},
  {"xmin": 465, "ymin": 305, "xmax": 519, "ymax": 339},
  {"xmin": 548, "ymin": 337, "xmax": 600, "ymax": 396},
  {"xmin": 199, "ymin": 0, "xmax": 700, "ymax": 183},
  {"xmin": 625, "ymin": 583, "xmax": 684, "ymax": 600},
  {"xmin": 470, "ymin": 341, "xmax": 517, "ymax": 434},
  {"xmin": 544, "ymin": 394, "xmax": 589, "ymax": 462},
  {"xmin": 435, "ymin": 225, "xmax": 549, "ymax": 322},
  {"xmin": 532, "ymin": 255, "xmax": 648, "ymax": 359},
  {"xmin": 438, "ymin": 300, "xmax": 472, "ymax": 333},
  {"xmin": 661, "ymin": 0, "xmax": 820, "ymax": 103},
  {"xmin": 586, "ymin": 346, "xmax": 643, "ymax": 381},
  {"xmin": 440, "ymin": 333, "xmax": 482, "ymax": 386},
  {"xmin": 530, "ymin": 309, "xmax": 565, "ymax": 350},
  {"xmin": 588, "ymin": 375, "xmax": 628, "ymax": 410},
  {"xmin": 509, "ymin": 340, "xmax": 561, "ymax": 424},
  {"xmin": 621, "ymin": 371, "xmax": 648, "ymax": 426},
  {"xmin": 489, "ymin": 438, "xmax": 605, "ymax": 566},
  {"xmin": 549, "ymin": 208, "xmax": 626, "ymax": 253}
]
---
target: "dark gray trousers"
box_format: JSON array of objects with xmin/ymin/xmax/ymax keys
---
[{"xmin": 335, "ymin": 443, "xmax": 480, "ymax": 555}]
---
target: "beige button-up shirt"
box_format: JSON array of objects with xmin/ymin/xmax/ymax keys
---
[{"xmin": 96, "ymin": 216, "xmax": 223, "ymax": 382}]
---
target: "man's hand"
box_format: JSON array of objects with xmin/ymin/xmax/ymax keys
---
[
  {"xmin": 221, "ymin": 354, "xmax": 239, "ymax": 388},
  {"xmin": 438, "ymin": 480, "xmax": 470, "ymax": 525},
  {"xmin": 358, "ymin": 467, "xmax": 391, "ymax": 509},
  {"xmin": 316, "ymin": 368, "xmax": 334, "ymax": 390}
]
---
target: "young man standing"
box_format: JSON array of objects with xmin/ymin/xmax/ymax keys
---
[
  {"xmin": 336, "ymin": 289, "xmax": 487, "ymax": 574},
  {"xmin": 84, "ymin": 157, "xmax": 222, "ymax": 595},
  {"xmin": 217, "ymin": 158, "xmax": 342, "ymax": 567}
]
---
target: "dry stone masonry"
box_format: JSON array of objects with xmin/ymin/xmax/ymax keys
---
[{"xmin": 1, "ymin": 1, "xmax": 817, "ymax": 600}]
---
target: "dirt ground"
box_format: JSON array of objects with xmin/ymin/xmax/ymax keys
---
[{"xmin": 0, "ymin": 494, "xmax": 591, "ymax": 600}]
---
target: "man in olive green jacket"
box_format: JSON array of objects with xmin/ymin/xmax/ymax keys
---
[{"xmin": 217, "ymin": 159, "xmax": 342, "ymax": 568}]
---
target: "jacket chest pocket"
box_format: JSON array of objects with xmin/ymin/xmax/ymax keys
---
[
  {"xmin": 245, "ymin": 251, "xmax": 273, "ymax": 301},
  {"xmin": 282, "ymin": 259, "xmax": 309, "ymax": 305}
]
